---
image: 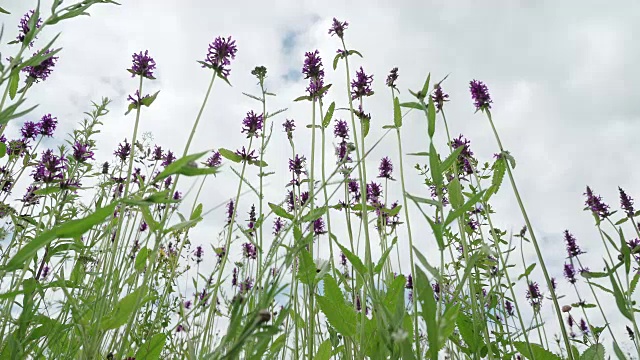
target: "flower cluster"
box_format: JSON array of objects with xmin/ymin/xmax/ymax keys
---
[
  {"xmin": 72, "ymin": 142, "xmax": 95, "ymax": 163},
  {"xmin": 619, "ymin": 187, "xmax": 635, "ymax": 217},
  {"xmin": 432, "ymin": 84, "xmax": 449, "ymax": 112},
  {"xmin": 351, "ymin": 66, "xmax": 373, "ymax": 99},
  {"xmin": 283, "ymin": 119, "xmax": 295, "ymax": 140},
  {"xmin": 377, "ymin": 157, "xmax": 394, "ymax": 180},
  {"xmin": 564, "ymin": 230, "xmax": 584, "ymax": 258},
  {"xmin": 469, "ymin": 80, "xmax": 492, "ymax": 111},
  {"xmin": 302, "ymin": 50, "xmax": 326, "ymax": 98},
  {"xmin": 204, "ymin": 151, "xmax": 222, "ymax": 167},
  {"xmin": 386, "ymin": 67, "xmax": 399, "ymax": 89},
  {"xmin": 450, "ymin": 134, "xmax": 475, "ymax": 176},
  {"xmin": 32, "ymin": 149, "xmax": 67, "ymax": 183},
  {"xmin": 203, "ymin": 36, "xmax": 238, "ymax": 77},
  {"xmin": 129, "ymin": 50, "xmax": 156, "ymax": 79},
  {"xmin": 241, "ymin": 111, "xmax": 264, "ymax": 138},
  {"xmin": 17, "ymin": 10, "xmax": 42, "ymax": 46},
  {"xmin": 23, "ymin": 49, "xmax": 58, "ymax": 83},
  {"xmin": 328, "ymin": 18, "xmax": 348, "ymax": 38},
  {"xmin": 584, "ymin": 186, "xmax": 611, "ymax": 219}
]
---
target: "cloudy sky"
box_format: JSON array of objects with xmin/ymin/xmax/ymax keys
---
[{"xmin": 2, "ymin": 0, "xmax": 640, "ymax": 356}]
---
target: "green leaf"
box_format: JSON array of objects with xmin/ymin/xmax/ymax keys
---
[
  {"xmin": 269, "ymin": 203, "xmax": 294, "ymax": 220},
  {"xmin": 406, "ymin": 192, "xmax": 440, "ymax": 207},
  {"xmin": 134, "ymin": 333, "xmax": 166, "ymax": 360},
  {"xmin": 140, "ymin": 91, "xmax": 160, "ymax": 107},
  {"xmin": 0, "ymin": 142, "xmax": 6, "ymax": 158},
  {"xmin": 362, "ymin": 116, "xmax": 370, "ymax": 138},
  {"xmin": 301, "ymin": 206, "xmax": 328, "ymax": 222},
  {"xmin": 314, "ymin": 339, "xmax": 332, "ymax": 360},
  {"xmin": 438, "ymin": 303, "xmax": 459, "ymax": 350},
  {"xmin": 135, "ymin": 248, "xmax": 150, "ymax": 272},
  {"xmin": 140, "ymin": 206, "xmax": 160, "ymax": 232},
  {"xmin": 607, "ymin": 263, "xmax": 633, "ymax": 321},
  {"xmin": 316, "ymin": 275, "xmax": 357, "ymax": 337},
  {"xmin": 294, "ymin": 95, "xmax": 312, "ymax": 102},
  {"xmin": 334, "ymin": 241, "xmax": 366, "ymax": 276},
  {"xmin": 393, "ymin": 96, "xmax": 402, "ymax": 128},
  {"xmin": 218, "ymin": 148, "xmax": 242, "ymax": 163},
  {"xmin": 421, "ymin": 73, "xmax": 431, "ymax": 100},
  {"xmin": 9, "ymin": 71, "xmax": 19, "ymax": 100},
  {"xmin": 153, "ymin": 150, "xmax": 209, "ymax": 181},
  {"xmin": 429, "ymin": 143, "xmax": 443, "ymax": 187},
  {"xmin": 0, "ymin": 6, "xmax": 10, "ymax": 14},
  {"xmin": 190, "ymin": 203, "xmax": 203, "ymax": 221},
  {"xmin": 629, "ymin": 271, "xmax": 639, "ymax": 296},
  {"xmin": 447, "ymin": 177, "xmax": 463, "ymax": 209},
  {"xmin": 512, "ymin": 342, "xmax": 561, "ymax": 360},
  {"xmin": 414, "ymin": 267, "xmax": 438, "ymax": 360},
  {"xmin": 347, "ymin": 50, "xmax": 363, "ymax": 57},
  {"xmin": 297, "ymin": 249, "xmax": 316, "ymax": 286},
  {"xmin": 322, "ymin": 101, "xmax": 335, "ymax": 129},
  {"xmin": 413, "ymin": 247, "xmax": 441, "ymax": 281},
  {"xmin": 518, "ymin": 263, "xmax": 537, "ymax": 280},
  {"xmin": 440, "ymin": 146, "xmax": 464, "ymax": 173},
  {"xmin": 374, "ymin": 237, "xmax": 397, "ymax": 274},
  {"xmin": 580, "ymin": 344, "xmax": 604, "ymax": 360},
  {"xmin": 443, "ymin": 190, "xmax": 486, "ymax": 227},
  {"xmin": 613, "ymin": 340, "xmax": 627, "ymax": 360},
  {"xmin": 3, "ymin": 201, "xmax": 118, "ymax": 271},
  {"xmin": 400, "ymin": 102, "xmax": 425, "ymax": 111},
  {"xmin": 333, "ymin": 53, "xmax": 341, "ymax": 70},
  {"xmin": 100, "ymin": 285, "xmax": 148, "ymax": 330},
  {"xmin": 457, "ymin": 312, "xmax": 480, "ymax": 352},
  {"xmin": 427, "ymin": 96, "xmax": 436, "ymax": 139}
]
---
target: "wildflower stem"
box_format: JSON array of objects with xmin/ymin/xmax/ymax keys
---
[{"xmin": 485, "ymin": 110, "xmax": 574, "ymax": 359}]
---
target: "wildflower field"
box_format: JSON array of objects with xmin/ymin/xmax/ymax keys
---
[{"xmin": 0, "ymin": 1, "xmax": 637, "ymax": 359}]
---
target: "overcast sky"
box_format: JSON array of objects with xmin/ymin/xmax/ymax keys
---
[{"xmin": 2, "ymin": 0, "xmax": 640, "ymax": 356}]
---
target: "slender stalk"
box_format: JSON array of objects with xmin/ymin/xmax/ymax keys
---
[{"xmin": 485, "ymin": 110, "xmax": 573, "ymax": 359}]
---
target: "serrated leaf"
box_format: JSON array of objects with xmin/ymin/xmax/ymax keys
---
[
  {"xmin": 316, "ymin": 276, "xmax": 357, "ymax": 338},
  {"xmin": 393, "ymin": 96, "xmax": 402, "ymax": 128},
  {"xmin": 512, "ymin": 342, "xmax": 561, "ymax": 360},
  {"xmin": 447, "ymin": 177, "xmax": 463, "ymax": 209},
  {"xmin": 301, "ymin": 206, "xmax": 328, "ymax": 222},
  {"xmin": 438, "ymin": 303, "xmax": 459, "ymax": 350},
  {"xmin": 322, "ymin": 101, "xmax": 335, "ymax": 129},
  {"xmin": 440, "ymin": 146, "xmax": 464, "ymax": 173},
  {"xmin": 134, "ymin": 333, "xmax": 166, "ymax": 360},
  {"xmin": 333, "ymin": 241, "xmax": 366, "ymax": 276},
  {"xmin": 314, "ymin": 339, "xmax": 332, "ymax": 360},
  {"xmin": 444, "ymin": 190, "xmax": 486, "ymax": 227},
  {"xmin": 580, "ymin": 343, "xmax": 604, "ymax": 360}
]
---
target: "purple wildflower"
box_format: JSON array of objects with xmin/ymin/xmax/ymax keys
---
[
  {"xmin": 348, "ymin": 179, "xmax": 360, "ymax": 203},
  {"xmin": 619, "ymin": 187, "xmax": 635, "ymax": 217},
  {"xmin": 21, "ymin": 185, "xmax": 40, "ymax": 206},
  {"xmin": 378, "ymin": 157, "xmax": 394, "ymax": 180},
  {"xmin": 564, "ymin": 230, "xmax": 584, "ymax": 258},
  {"xmin": 469, "ymin": 80, "xmax": 492, "ymax": 111},
  {"xmin": 450, "ymin": 134, "xmax": 475, "ymax": 175},
  {"xmin": 334, "ymin": 119, "xmax": 349, "ymax": 139},
  {"xmin": 129, "ymin": 50, "xmax": 156, "ymax": 79},
  {"xmin": 72, "ymin": 142, "xmax": 94, "ymax": 163},
  {"xmin": 584, "ymin": 186, "xmax": 611, "ymax": 219},
  {"xmin": 273, "ymin": 217, "xmax": 284, "ymax": 236},
  {"xmin": 164, "ymin": 176, "xmax": 172, "ymax": 190},
  {"xmin": 627, "ymin": 326, "xmax": 635, "ymax": 341},
  {"xmin": 335, "ymin": 141, "xmax": 352, "ymax": 164},
  {"xmin": 152, "ymin": 145, "xmax": 163, "ymax": 161},
  {"xmin": 204, "ymin": 151, "xmax": 222, "ymax": 167},
  {"xmin": 21, "ymin": 121, "xmax": 40, "ymax": 140},
  {"xmin": 366, "ymin": 182, "xmax": 382, "ymax": 206},
  {"xmin": 195, "ymin": 245, "xmax": 204, "ymax": 264},
  {"xmin": 564, "ymin": 263, "xmax": 577, "ymax": 284},
  {"xmin": 505, "ymin": 300, "xmax": 514, "ymax": 316},
  {"xmin": 386, "ymin": 67, "xmax": 399, "ymax": 89},
  {"xmin": 550, "ymin": 277, "xmax": 557, "ymax": 291},
  {"xmin": 235, "ymin": 146, "xmax": 258, "ymax": 162},
  {"xmin": 247, "ymin": 204, "xmax": 257, "ymax": 235},
  {"xmin": 283, "ymin": 119, "xmax": 295, "ymax": 140},
  {"xmin": 286, "ymin": 191, "xmax": 296, "ymax": 212},
  {"xmin": 579, "ymin": 319, "xmax": 589, "ymax": 335},
  {"xmin": 17, "ymin": 10, "xmax": 42, "ymax": 46},
  {"xmin": 114, "ymin": 139, "xmax": 131, "ymax": 162},
  {"xmin": 313, "ymin": 217, "xmax": 327, "ymax": 236},
  {"xmin": 241, "ymin": 111, "xmax": 264, "ymax": 138},
  {"xmin": 203, "ymin": 36, "xmax": 238, "ymax": 77},
  {"xmin": 432, "ymin": 84, "xmax": 449, "ymax": 112},
  {"xmin": 405, "ymin": 274, "xmax": 413, "ymax": 289},
  {"xmin": 356, "ymin": 294, "xmax": 362, "ymax": 312},
  {"xmin": 22, "ymin": 49, "xmax": 58, "ymax": 83},
  {"xmin": 240, "ymin": 277, "xmax": 253, "ymax": 294},
  {"xmin": 32, "ymin": 149, "xmax": 67, "ymax": 183},
  {"xmin": 38, "ymin": 114, "xmax": 57, "ymax": 137},
  {"xmin": 243, "ymin": 242, "xmax": 257, "ymax": 260},
  {"xmin": 173, "ymin": 191, "xmax": 182, "ymax": 201},
  {"xmin": 184, "ymin": 300, "xmax": 192, "ymax": 309},
  {"xmin": 340, "ymin": 252, "xmax": 347, "ymax": 267},
  {"xmin": 351, "ymin": 66, "xmax": 373, "ymax": 99},
  {"xmin": 302, "ymin": 50, "xmax": 326, "ymax": 98},
  {"xmin": 525, "ymin": 281, "xmax": 542, "ymax": 308},
  {"xmin": 231, "ymin": 267, "xmax": 238, "ymax": 286},
  {"xmin": 289, "ymin": 154, "xmax": 306, "ymax": 176},
  {"xmin": 139, "ymin": 221, "xmax": 148, "ymax": 232},
  {"xmin": 328, "ymin": 18, "xmax": 348, "ymax": 38},
  {"xmin": 162, "ymin": 151, "xmax": 176, "ymax": 167}
]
